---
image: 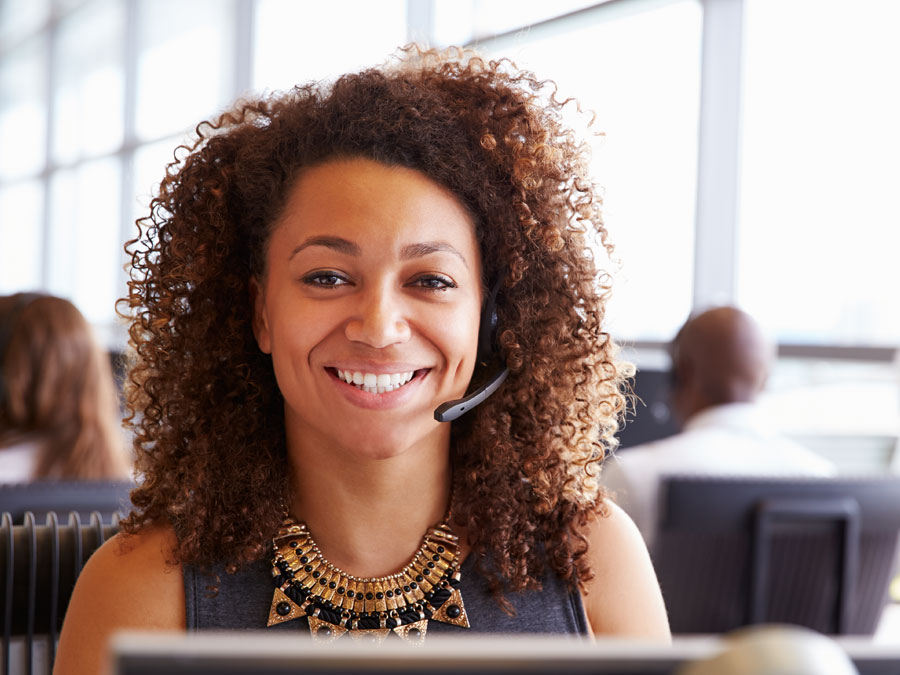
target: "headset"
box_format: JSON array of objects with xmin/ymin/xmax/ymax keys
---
[
  {"xmin": 0, "ymin": 292, "xmax": 48, "ymax": 407},
  {"xmin": 433, "ymin": 278, "xmax": 509, "ymax": 423}
]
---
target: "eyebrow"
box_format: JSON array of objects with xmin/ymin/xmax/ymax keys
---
[
  {"xmin": 289, "ymin": 236, "xmax": 361, "ymax": 260},
  {"xmin": 289, "ymin": 237, "xmax": 469, "ymax": 268},
  {"xmin": 401, "ymin": 242, "xmax": 469, "ymax": 268}
]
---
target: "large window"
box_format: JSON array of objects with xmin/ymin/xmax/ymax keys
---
[
  {"xmin": 473, "ymin": 1, "xmax": 702, "ymax": 341},
  {"xmin": 738, "ymin": 0, "xmax": 900, "ymax": 347},
  {"xmin": 0, "ymin": 0, "xmax": 702, "ymax": 344}
]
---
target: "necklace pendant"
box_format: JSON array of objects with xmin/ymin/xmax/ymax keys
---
[
  {"xmin": 308, "ymin": 615, "xmax": 348, "ymax": 642},
  {"xmin": 392, "ymin": 618, "xmax": 428, "ymax": 644},
  {"xmin": 267, "ymin": 587, "xmax": 304, "ymax": 626},
  {"xmin": 430, "ymin": 586, "xmax": 470, "ymax": 628}
]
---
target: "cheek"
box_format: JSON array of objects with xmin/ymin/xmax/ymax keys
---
[
  {"xmin": 437, "ymin": 303, "xmax": 482, "ymax": 371},
  {"xmin": 268, "ymin": 307, "xmax": 324, "ymax": 370}
]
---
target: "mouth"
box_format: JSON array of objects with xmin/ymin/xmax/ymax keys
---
[{"xmin": 327, "ymin": 368, "xmax": 428, "ymax": 395}]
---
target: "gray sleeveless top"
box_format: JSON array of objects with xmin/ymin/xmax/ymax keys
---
[{"xmin": 185, "ymin": 553, "xmax": 588, "ymax": 635}]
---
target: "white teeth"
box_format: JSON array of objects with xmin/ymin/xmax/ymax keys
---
[{"xmin": 334, "ymin": 369, "xmax": 417, "ymax": 394}]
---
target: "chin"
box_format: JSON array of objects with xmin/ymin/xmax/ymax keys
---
[{"xmin": 338, "ymin": 422, "xmax": 443, "ymax": 463}]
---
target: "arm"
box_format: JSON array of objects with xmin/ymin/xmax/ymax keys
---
[
  {"xmin": 580, "ymin": 500, "xmax": 671, "ymax": 642},
  {"xmin": 54, "ymin": 526, "xmax": 185, "ymax": 675}
]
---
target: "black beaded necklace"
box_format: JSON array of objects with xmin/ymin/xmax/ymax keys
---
[{"xmin": 267, "ymin": 516, "xmax": 470, "ymax": 643}]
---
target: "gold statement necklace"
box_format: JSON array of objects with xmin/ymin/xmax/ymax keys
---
[{"xmin": 267, "ymin": 515, "xmax": 470, "ymax": 644}]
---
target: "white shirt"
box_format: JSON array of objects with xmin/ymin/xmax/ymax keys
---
[
  {"xmin": 602, "ymin": 402, "xmax": 836, "ymax": 549},
  {"xmin": 0, "ymin": 440, "xmax": 40, "ymax": 483}
]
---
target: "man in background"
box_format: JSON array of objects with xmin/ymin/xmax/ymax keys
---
[{"xmin": 603, "ymin": 306, "xmax": 835, "ymax": 549}]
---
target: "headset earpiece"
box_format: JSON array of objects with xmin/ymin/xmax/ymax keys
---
[
  {"xmin": 476, "ymin": 277, "xmax": 503, "ymax": 365},
  {"xmin": 434, "ymin": 277, "xmax": 509, "ymax": 423}
]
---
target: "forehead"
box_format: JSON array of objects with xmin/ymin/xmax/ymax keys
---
[{"xmin": 273, "ymin": 157, "xmax": 479, "ymax": 255}]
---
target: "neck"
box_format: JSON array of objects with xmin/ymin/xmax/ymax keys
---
[{"xmin": 285, "ymin": 417, "xmax": 453, "ymax": 578}]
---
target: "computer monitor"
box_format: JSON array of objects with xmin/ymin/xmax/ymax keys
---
[
  {"xmin": 654, "ymin": 475, "xmax": 900, "ymax": 635},
  {"xmin": 111, "ymin": 632, "xmax": 709, "ymax": 675},
  {"xmin": 110, "ymin": 631, "xmax": 900, "ymax": 675}
]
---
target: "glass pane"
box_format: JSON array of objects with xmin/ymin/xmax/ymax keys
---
[
  {"xmin": 430, "ymin": 0, "xmax": 476, "ymax": 47},
  {"xmin": 0, "ymin": 37, "xmax": 47, "ymax": 179},
  {"xmin": 739, "ymin": 0, "xmax": 900, "ymax": 346},
  {"xmin": 0, "ymin": 0, "xmax": 50, "ymax": 45},
  {"xmin": 481, "ymin": 1, "xmax": 702, "ymax": 341},
  {"xmin": 53, "ymin": 0, "xmax": 91, "ymax": 14},
  {"xmin": 759, "ymin": 359, "xmax": 900, "ymax": 473},
  {"xmin": 434, "ymin": 0, "xmax": 605, "ymax": 46},
  {"xmin": 46, "ymin": 158, "xmax": 122, "ymax": 324},
  {"xmin": 253, "ymin": 0, "xmax": 407, "ymax": 91},
  {"xmin": 131, "ymin": 135, "xmax": 180, "ymax": 230},
  {"xmin": 52, "ymin": 0, "xmax": 124, "ymax": 163},
  {"xmin": 135, "ymin": 0, "xmax": 234, "ymax": 140},
  {"xmin": 0, "ymin": 180, "xmax": 43, "ymax": 293}
]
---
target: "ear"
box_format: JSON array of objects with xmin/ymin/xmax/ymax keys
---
[{"xmin": 249, "ymin": 276, "xmax": 272, "ymax": 354}]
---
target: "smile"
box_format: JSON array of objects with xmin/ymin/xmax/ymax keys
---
[{"xmin": 334, "ymin": 369, "xmax": 418, "ymax": 394}]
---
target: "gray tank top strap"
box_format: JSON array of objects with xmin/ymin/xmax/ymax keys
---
[{"xmin": 185, "ymin": 553, "xmax": 588, "ymax": 635}]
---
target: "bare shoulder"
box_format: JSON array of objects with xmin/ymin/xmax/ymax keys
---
[
  {"xmin": 580, "ymin": 500, "xmax": 671, "ymax": 642},
  {"xmin": 55, "ymin": 525, "xmax": 185, "ymax": 675}
]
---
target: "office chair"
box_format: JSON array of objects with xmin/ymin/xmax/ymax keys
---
[
  {"xmin": 0, "ymin": 481, "xmax": 133, "ymax": 525},
  {"xmin": 1, "ymin": 511, "xmax": 122, "ymax": 675}
]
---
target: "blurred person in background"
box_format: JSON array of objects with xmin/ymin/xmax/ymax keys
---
[
  {"xmin": 603, "ymin": 306, "xmax": 835, "ymax": 548},
  {"xmin": 0, "ymin": 292, "xmax": 131, "ymax": 481}
]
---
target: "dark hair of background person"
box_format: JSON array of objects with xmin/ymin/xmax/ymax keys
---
[
  {"xmin": 0, "ymin": 293, "xmax": 130, "ymax": 480},
  {"xmin": 119, "ymin": 46, "xmax": 629, "ymax": 595}
]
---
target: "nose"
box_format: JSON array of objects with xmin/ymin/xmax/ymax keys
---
[{"xmin": 344, "ymin": 286, "xmax": 412, "ymax": 348}]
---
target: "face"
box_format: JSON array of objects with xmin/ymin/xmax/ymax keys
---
[{"xmin": 252, "ymin": 158, "xmax": 483, "ymax": 461}]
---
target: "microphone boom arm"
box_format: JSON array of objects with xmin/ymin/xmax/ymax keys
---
[{"xmin": 433, "ymin": 367, "xmax": 509, "ymax": 423}]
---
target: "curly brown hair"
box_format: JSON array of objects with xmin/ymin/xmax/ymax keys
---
[{"xmin": 121, "ymin": 46, "xmax": 627, "ymax": 594}]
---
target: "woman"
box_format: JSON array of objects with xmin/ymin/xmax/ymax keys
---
[
  {"xmin": 0, "ymin": 293, "xmax": 129, "ymax": 481},
  {"xmin": 56, "ymin": 47, "xmax": 668, "ymax": 673}
]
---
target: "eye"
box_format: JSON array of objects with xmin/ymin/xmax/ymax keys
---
[
  {"xmin": 411, "ymin": 274, "xmax": 457, "ymax": 291},
  {"xmin": 301, "ymin": 271, "xmax": 350, "ymax": 288}
]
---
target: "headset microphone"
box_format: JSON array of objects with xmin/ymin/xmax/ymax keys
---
[
  {"xmin": 433, "ymin": 367, "xmax": 508, "ymax": 422},
  {"xmin": 433, "ymin": 278, "xmax": 509, "ymax": 423}
]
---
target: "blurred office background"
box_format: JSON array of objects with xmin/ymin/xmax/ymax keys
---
[{"xmin": 1, "ymin": 0, "xmax": 898, "ymax": 471}]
